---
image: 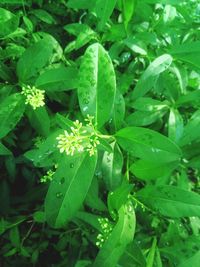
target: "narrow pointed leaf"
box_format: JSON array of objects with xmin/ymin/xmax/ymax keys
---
[
  {"xmin": 78, "ymin": 43, "xmax": 116, "ymax": 128},
  {"xmin": 45, "ymin": 153, "xmax": 97, "ymax": 228}
]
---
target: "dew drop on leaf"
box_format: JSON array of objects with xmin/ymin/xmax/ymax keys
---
[
  {"xmin": 59, "ymin": 177, "xmax": 65, "ymax": 185},
  {"xmin": 70, "ymin": 163, "xmax": 74, "ymax": 168},
  {"xmin": 56, "ymin": 192, "xmax": 63, "ymax": 198}
]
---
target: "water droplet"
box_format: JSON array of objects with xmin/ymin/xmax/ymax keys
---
[
  {"xmin": 56, "ymin": 192, "xmax": 63, "ymax": 198},
  {"xmin": 127, "ymin": 205, "xmax": 133, "ymax": 212},
  {"xmin": 128, "ymin": 224, "xmax": 132, "ymax": 229},
  {"xmin": 59, "ymin": 177, "xmax": 65, "ymax": 185},
  {"xmin": 108, "ymin": 118, "xmax": 113, "ymax": 124},
  {"xmin": 70, "ymin": 163, "xmax": 74, "ymax": 168},
  {"xmin": 83, "ymin": 106, "xmax": 88, "ymax": 112}
]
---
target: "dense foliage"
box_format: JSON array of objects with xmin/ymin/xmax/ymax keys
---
[{"xmin": 1, "ymin": 0, "xmax": 200, "ymax": 266}]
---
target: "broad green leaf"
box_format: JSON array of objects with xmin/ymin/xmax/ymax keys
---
[
  {"xmin": 131, "ymin": 54, "xmax": 173, "ymax": 99},
  {"xmin": 115, "ymin": 127, "xmax": 182, "ymax": 163},
  {"xmin": 170, "ymin": 41, "xmax": 200, "ymax": 70},
  {"xmin": 78, "ymin": 43, "xmax": 116, "ymax": 128},
  {"xmin": 17, "ymin": 36, "xmax": 62, "ymax": 82},
  {"xmin": 130, "ymin": 160, "xmax": 178, "ymax": 180},
  {"xmin": 30, "ymin": 9, "xmax": 56, "ymax": 24},
  {"xmin": 35, "ymin": 66, "xmax": 78, "ymax": 91},
  {"xmin": 178, "ymin": 251, "xmax": 200, "ymax": 267},
  {"xmin": 137, "ymin": 185, "xmax": 200, "ymax": 217},
  {"xmin": 131, "ymin": 97, "xmax": 168, "ymax": 111},
  {"xmin": 168, "ymin": 108, "xmax": 183, "ymax": 143},
  {"xmin": 93, "ymin": 202, "xmax": 135, "ymax": 267},
  {"xmin": 0, "ymin": 93, "xmax": 25, "ymax": 139},
  {"xmin": 94, "ymin": 0, "xmax": 117, "ymax": 31},
  {"xmin": 126, "ymin": 109, "xmax": 167, "ymax": 126},
  {"xmin": 64, "ymin": 23, "xmax": 91, "ymax": 36},
  {"xmin": 176, "ymin": 90, "xmax": 200, "ymax": 106},
  {"xmin": 45, "ymin": 153, "xmax": 97, "ymax": 228},
  {"xmin": 102, "ymin": 142, "xmax": 123, "ymax": 190},
  {"xmin": 26, "ymin": 106, "xmax": 50, "ymax": 137},
  {"xmin": 179, "ymin": 110, "xmax": 200, "ymax": 146},
  {"xmin": 0, "ymin": 8, "xmax": 19, "ymax": 38}
]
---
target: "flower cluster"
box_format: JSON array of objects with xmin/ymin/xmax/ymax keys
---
[
  {"xmin": 40, "ymin": 169, "xmax": 55, "ymax": 183},
  {"xmin": 96, "ymin": 218, "xmax": 113, "ymax": 248},
  {"xmin": 56, "ymin": 115, "xmax": 100, "ymax": 157},
  {"xmin": 22, "ymin": 85, "xmax": 45, "ymax": 109}
]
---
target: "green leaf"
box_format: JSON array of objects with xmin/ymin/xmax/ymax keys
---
[
  {"xmin": 93, "ymin": 202, "xmax": 135, "ymax": 267},
  {"xmin": 144, "ymin": 0, "xmax": 181, "ymax": 4},
  {"xmin": 131, "ymin": 54, "xmax": 173, "ymax": 99},
  {"xmin": 137, "ymin": 185, "xmax": 200, "ymax": 217},
  {"xmin": 30, "ymin": 9, "xmax": 56, "ymax": 24},
  {"xmin": 177, "ymin": 251, "xmax": 200, "ymax": 267},
  {"xmin": 130, "ymin": 159, "xmax": 178, "ymax": 180},
  {"xmin": 78, "ymin": 43, "xmax": 116, "ymax": 128},
  {"xmin": 9, "ymin": 226, "xmax": 20, "ymax": 248},
  {"xmin": 119, "ymin": 241, "xmax": 146, "ymax": 267},
  {"xmin": 146, "ymin": 238, "xmax": 157, "ymax": 267},
  {"xmin": 179, "ymin": 109, "xmax": 200, "ymax": 146},
  {"xmin": 26, "ymin": 106, "xmax": 50, "ymax": 137},
  {"xmin": 67, "ymin": 0, "xmax": 95, "ymax": 10},
  {"xmin": 102, "ymin": 142, "xmax": 123, "ymax": 190},
  {"xmin": 35, "ymin": 66, "xmax": 78, "ymax": 92},
  {"xmin": 33, "ymin": 211, "xmax": 46, "ymax": 223},
  {"xmin": 64, "ymin": 23, "xmax": 96, "ymax": 53},
  {"xmin": 45, "ymin": 153, "xmax": 97, "ymax": 228},
  {"xmin": 170, "ymin": 41, "xmax": 200, "ymax": 70},
  {"xmin": 115, "ymin": 127, "xmax": 182, "ymax": 163},
  {"xmin": 85, "ymin": 176, "xmax": 107, "ymax": 211},
  {"xmin": 75, "ymin": 211, "xmax": 102, "ymax": 232},
  {"xmin": 131, "ymin": 97, "xmax": 168, "ymax": 111},
  {"xmin": 17, "ymin": 36, "xmax": 62, "ymax": 82},
  {"xmin": 24, "ymin": 130, "xmax": 62, "ymax": 167},
  {"xmin": 0, "ymin": 8, "xmax": 19, "ymax": 38},
  {"xmin": 94, "ymin": 0, "xmax": 117, "ymax": 31},
  {"xmin": 126, "ymin": 109, "xmax": 167, "ymax": 126},
  {"xmin": 110, "ymin": 89, "xmax": 125, "ymax": 131},
  {"xmin": 168, "ymin": 108, "xmax": 183, "ymax": 143},
  {"xmin": 0, "ymin": 93, "xmax": 25, "ymax": 139},
  {"xmin": 121, "ymin": 0, "xmax": 137, "ymax": 31},
  {"xmin": 108, "ymin": 183, "xmax": 133, "ymax": 215}
]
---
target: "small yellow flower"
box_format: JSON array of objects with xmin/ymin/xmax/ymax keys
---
[
  {"xmin": 22, "ymin": 85, "xmax": 45, "ymax": 110},
  {"xmin": 56, "ymin": 116, "xmax": 100, "ymax": 157},
  {"xmin": 40, "ymin": 169, "xmax": 55, "ymax": 183}
]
